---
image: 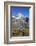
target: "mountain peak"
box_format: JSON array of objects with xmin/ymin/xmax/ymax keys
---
[
  {"xmin": 15, "ymin": 13, "xmax": 24, "ymax": 19},
  {"xmin": 16, "ymin": 13, "xmax": 24, "ymax": 17}
]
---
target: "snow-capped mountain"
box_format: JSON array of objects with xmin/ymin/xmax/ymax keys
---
[
  {"xmin": 12, "ymin": 13, "xmax": 25, "ymax": 19},
  {"xmin": 15, "ymin": 13, "xmax": 24, "ymax": 19},
  {"xmin": 12, "ymin": 13, "xmax": 29, "ymax": 30},
  {"xmin": 12, "ymin": 13, "xmax": 29, "ymax": 20}
]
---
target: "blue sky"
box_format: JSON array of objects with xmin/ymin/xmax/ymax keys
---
[{"xmin": 10, "ymin": 7, "xmax": 30, "ymax": 17}]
